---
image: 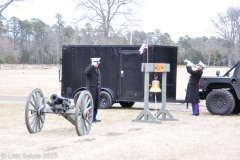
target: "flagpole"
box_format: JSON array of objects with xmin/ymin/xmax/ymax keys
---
[
  {"xmin": 139, "ymin": 39, "xmax": 148, "ymax": 60},
  {"xmin": 147, "ymin": 47, "xmax": 148, "ymax": 63},
  {"xmin": 147, "ymin": 37, "xmax": 148, "ymax": 63},
  {"xmin": 130, "ymin": 30, "xmax": 132, "ymax": 45}
]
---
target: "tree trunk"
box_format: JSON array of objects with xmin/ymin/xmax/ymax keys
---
[{"xmin": 228, "ymin": 54, "xmax": 232, "ymax": 67}]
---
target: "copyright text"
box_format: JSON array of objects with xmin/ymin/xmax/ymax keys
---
[{"xmin": 1, "ymin": 152, "xmax": 57, "ymax": 159}]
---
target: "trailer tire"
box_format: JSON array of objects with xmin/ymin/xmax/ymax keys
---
[
  {"xmin": 206, "ymin": 89, "xmax": 235, "ymax": 115},
  {"xmin": 100, "ymin": 91, "xmax": 112, "ymax": 109},
  {"xmin": 74, "ymin": 91, "xmax": 82, "ymax": 106},
  {"xmin": 119, "ymin": 101, "xmax": 135, "ymax": 108}
]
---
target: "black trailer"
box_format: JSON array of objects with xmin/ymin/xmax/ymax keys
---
[{"xmin": 60, "ymin": 45, "xmax": 178, "ymax": 109}]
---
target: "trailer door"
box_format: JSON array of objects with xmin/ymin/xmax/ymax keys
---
[{"xmin": 119, "ymin": 50, "xmax": 143, "ymax": 101}]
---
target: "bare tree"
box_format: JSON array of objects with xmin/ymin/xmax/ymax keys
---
[
  {"xmin": 7, "ymin": 16, "xmax": 20, "ymax": 49},
  {"xmin": 205, "ymin": 37, "xmax": 228, "ymax": 66},
  {"xmin": 0, "ymin": 0, "xmax": 28, "ymax": 14},
  {"xmin": 54, "ymin": 14, "xmax": 65, "ymax": 64},
  {"xmin": 211, "ymin": 6, "xmax": 240, "ymax": 67},
  {"xmin": 75, "ymin": 0, "xmax": 144, "ymax": 43}
]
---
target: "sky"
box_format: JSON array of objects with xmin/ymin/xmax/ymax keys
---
[{"xmin": 2, "ymin": 0, "xmax": 240, "ymax": 42}]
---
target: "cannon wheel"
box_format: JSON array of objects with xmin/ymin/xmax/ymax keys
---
[
  {"xmin": 73, "ymin": 91, "xmax": 82, "ymax": 105},
  {"xmin": 25, "ymin": 88, "xmax": 46, "ymax": 133},
  {"xmin": 75, "ymin": 90, "xmax": 94, "ymax": 136}
]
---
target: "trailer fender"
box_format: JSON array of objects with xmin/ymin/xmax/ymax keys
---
[
  {"xmin": 72, "ymin": 87, "xmax": 87, "ymax": 105},
  {"xmin": 73, "ymin": 88, "xmax": 116, "ymax": 107},
  {"xmin": 101, "ymin": 88, "xmax": 117, "ymax": 102}
]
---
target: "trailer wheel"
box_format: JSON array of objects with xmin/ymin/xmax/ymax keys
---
[
  {"xmin": 206, "ymin": 89, "xmax": 235, "ymax": 115},
  {"xmin": 100, "ymin": 91, "xmax": 112, "ymax": 109},
  {"xmin": 73, "ymin": 91, "xmax": 82, "ymax": 105},
  {"xmin": 120, "ymin": 101, "xmax": 135, "ymax": 108},
  {"xmin": 25, "ymin": 88, "xmax": 46, "ymax": 133}
]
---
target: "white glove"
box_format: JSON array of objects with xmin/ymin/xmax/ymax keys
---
[
  {"xmin": 184, "ymin": 59, "xmax": 188, "ymax": 63},
  {"xmin": 184, "ymin": 59, "xmax": 195, "ymax": 67},
  {"xmin": 92, "ymin": 62, "xmax": 97, "ymax": 66},
  {"xmin": 187, "ymin": 62, "xmax": 194, "ymax": 67}
]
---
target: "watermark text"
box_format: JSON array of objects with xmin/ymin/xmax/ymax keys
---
[{"xmin": 1, "ymin": 152, "xmax": 58, "ymax": 159}]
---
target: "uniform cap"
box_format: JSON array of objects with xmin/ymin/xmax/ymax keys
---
[
  {"xmin": 90, "ymin": 58, "xmax": 101, "ymax": 63},
  {"xmin": 198, "ymin": 61, "xmax": 206, "ymax": 68}
]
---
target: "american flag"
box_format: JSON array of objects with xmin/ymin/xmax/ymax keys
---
[{"xmin": 139, "ymin": 40, "xmax": 148, "ymax": 55}]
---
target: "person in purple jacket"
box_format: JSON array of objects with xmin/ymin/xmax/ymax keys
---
[
  {"xmin": 84, "ymin": 58, "xmax": 101, "ymax": 122},
  {"xmin": 185, "ymin": 61, "xmax": 205, "ymax": 116}
]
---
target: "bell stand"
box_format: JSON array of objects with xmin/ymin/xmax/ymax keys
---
[
  {"xmin": 132, "ymin": 63, "xmax": 178, "ymax": 124},
  {"xmin": 132, "ymin": 63, "xmax": 161, "ymax": 123},
  {"xmin": 155, "ymin": 69, "xmax": 178, "ymax": 121}
]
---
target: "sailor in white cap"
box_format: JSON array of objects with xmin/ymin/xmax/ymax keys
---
[
  {"xmin": 198, "ymin": 61, "xmax": 206, "ymax": 69},
  {"xmin": 84, "ymin": 57, "xmax": 101, "ymax": 123},
  {"xmin": 185, "ymin": 61, "xmax": 205, "ymax": 116}
]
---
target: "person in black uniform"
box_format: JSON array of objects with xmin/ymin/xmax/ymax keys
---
[
  {"xmin": 185, "ymin": 61, "xmax": 205, "ymax": 116},
  {"xmin": 84, "ymin": 58, "xmax": 101, "ymax": 123}
]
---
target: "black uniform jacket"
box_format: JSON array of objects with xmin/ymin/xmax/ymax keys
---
[
  {"xmin": 84, "ymin": 65, "xmax": 101, "ymax": 109},
  {"xmin": 185, "ymin": 66, "xmax": 203, "ymax": 103}
]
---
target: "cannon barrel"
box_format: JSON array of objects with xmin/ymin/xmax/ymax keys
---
[{"xmin": 50, "ymin": 94, "xmax": 71, "ymax": 106}]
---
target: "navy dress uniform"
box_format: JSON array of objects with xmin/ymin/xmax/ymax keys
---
[
  {"xmin": 84, "ymin": 58, "xmax": 101, "ymax": 122},
  {"xmin": 185, "ymin": 61, "xmax": 205, "ymax": 115}
]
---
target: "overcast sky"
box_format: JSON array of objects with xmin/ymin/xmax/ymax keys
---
[{"xmin": 2, "ymin": 0, "xmax": 240, "ymax": 41}]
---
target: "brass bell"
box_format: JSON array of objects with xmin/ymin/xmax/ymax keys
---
[{"xmin": 150, "ymin": 80, "xmax": 161, "ymax": 92}]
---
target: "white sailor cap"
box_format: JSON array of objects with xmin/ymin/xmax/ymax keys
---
[
  {"xmin": 198, "ymin": 61, "xmax": 206, "ymax": 69},
  {"xmin": 90, "ymin": 58, "xmax": 101, "ymax": 63}
]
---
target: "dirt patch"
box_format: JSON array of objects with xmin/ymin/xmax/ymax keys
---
[
  {"xmin": 0, "ymin": 69, "xmax": 61, "ymax": 98},
  {"xmin": 0, "ymin": 101, "xmax": 240, "ymax": 160},
  {"xmin": 1, "ymin": 67, "xmax": 239, "ymax": 160},
  {"xmin": 0, "ymin": 67, "xmax": 229, "ymax": 99}
]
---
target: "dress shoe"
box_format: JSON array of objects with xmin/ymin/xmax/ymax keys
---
[{"xmin": 93, "ymin": 119, "xmax": 101, "ymax": 123}]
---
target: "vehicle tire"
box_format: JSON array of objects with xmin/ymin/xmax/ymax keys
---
[
  {"xmin": 100, "ymin": 91, "xmax": 112, "ymax": 109},
  {"xmin": 206, "ymin": 89, "xmax": 235, "ymax": 115},
  {"xmin": 119, "ymin": 101, "xmax": 135, "ymax": 108},
  {"xmin": 232, "ymin": 100, "xmax": 240, "ymax": 114},
  {"xmin": 74, "ymin": 91, "xmax": 82, "ymax": 106}
]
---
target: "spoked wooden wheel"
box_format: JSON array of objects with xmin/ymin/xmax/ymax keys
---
[
  {"xmin": 75, "ymin": 90, "xmax": 94, "ymax": 136},
  {"xmin": 25, "ymin": 88, "xmax": 46, "ymax": 133}
]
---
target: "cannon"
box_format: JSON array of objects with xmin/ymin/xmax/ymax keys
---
[{"xmin": 25, "ymin": 88, "xmax": 94, "ymax": 136}]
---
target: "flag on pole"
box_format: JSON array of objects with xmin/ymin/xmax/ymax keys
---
[{"xmin": 139, "ymin": 40, "xmax": 148, "ymax": 55}]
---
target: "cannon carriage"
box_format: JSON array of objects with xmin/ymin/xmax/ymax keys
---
[{"xmin": 25, "ymin": 88, "xmax": 94, "ymax": 136}]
